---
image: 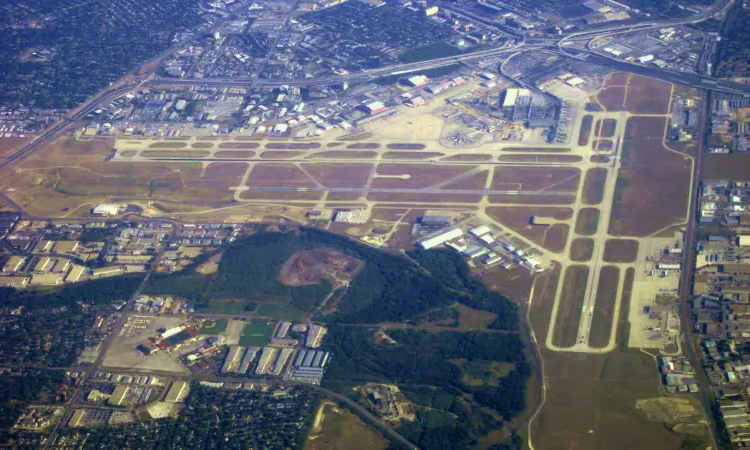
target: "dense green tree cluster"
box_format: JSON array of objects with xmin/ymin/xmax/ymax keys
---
[{"xmin": 0, "ymin": 369, "xmax": 64, "ymax": 439}]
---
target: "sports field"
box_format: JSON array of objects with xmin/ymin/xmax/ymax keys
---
[{"xmin": 239, "ymin": 322, "xmax": 275, "ymax": 347}]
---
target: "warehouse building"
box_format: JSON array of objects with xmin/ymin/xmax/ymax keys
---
[
  {"xmin": 2, "ymin": 256, "xmax": 26, "ymax": 273},
  {"xmin": 418, "ymin": 228, "xmax": 463, "ymax": 250},
  {"xmin": 255, "ymin": 347, "xmax": 277, "ymax": 375},
  {"xmin": 92, "ymin": 204, "xmax": 125, "ymax": 216}
]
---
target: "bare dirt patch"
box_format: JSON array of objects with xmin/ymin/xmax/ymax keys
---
[
  {"xmin": 386, "ymin": 143, "xmax": 425, "ymax": 150},
  {"xmin": 347, "ymin": 143, "xmax": 380, "ymax": 149},
  {"xmin": 265, "ymin": 142, "xmax": 321, "ymax": 149},
  {"xmin": 218, "ymin": 142, "xmax": 260, "ymax": 149},
  {"xmin": 491, "ymin": 167, "xmax": 580, "ymax": 192},
  {"xmin": 382, "ymin": 152, "xmax": 444, "ymax": 159},
  {"xmin": 570, "ymin": 238, "xmax": 594, "ymax": 262},
  {"xmin": 0, "ymin": 135, "xmax": 35, "ymax": 159},
  {"xmin": 575, "ymin": 208, "xmax": 600, "ymax": 236},
  {"xmin": 588, "ymin": 266, "xmax": 619, "ymax": 348},
  {"xmin": 596, "ymin": 73, "xmax": 629, "ymax": 110},
  {"xmin": 301, "ymin": 163, "xmax": 373, "ymax": 188},
  {"xmin": 582, "ymin": 168, "xmax": 608, "ymax": 205},
  {"xmin": 703, "ymin": 153, "xmax": 750, "ymax": 181},
  {"xmin": 552, "ymin": 265, "xmax": 589, "ymax": 347},
  {"xmin": 280, "ymin": 249, "xmax": 363, "ymax": 288},
  {"xmin": 148, "ymin": 141, "xmax": 188, "ymax": 149},
  {"xmin": 603, "ymin": 239, "xmax": 639, "ymax": 263},
  {"xmin": 214, "ymin": 150, "xmax": 255, "ymax": 159},
  {"xmin": 196, "ymin": 252, "xmax": 223, "ymax": 275}
]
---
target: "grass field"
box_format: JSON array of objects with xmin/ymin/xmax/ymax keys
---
[
  {"xmin": 254, "ymin": 302, "xmax": 309, "ymax": 321},
  {"xmin": 588, "ymin": 266, "xmax": 619, "ymax": 348},
  {"xmin": 305, "ymin": 403, "xmax": 388, "ymax": 450},
  {"xmin": 198, "ymin": 318, "xmax": 228, "ymax": 335},
  {"xmin": 575, "ymin": 208, "xmax": 600, "ymax": 236},
  {"xmin": 603, "ymin": 239, "xmax": 639, "ymax": 263},
  {"xmin": 552, "ymin": 265, "xmax": 589, "ymax": 348},
  {"xmin": 195, "ymin": 300, "xmax": 248, "ymax": 316},
  {"xmin": 570, "ymin": 238, "xmax": 594, "ymax": 262},
  {"xmin": 578, "ymin": 115, "xmax": 593, "ymax": 146},
  {"xmin": 239, "ymin": 322, "xmax": 275, "ymax": 347},
  {"xmin": 582, "ymin": 168, "xmax": 607, "ymax": 205},
  {"xmin": 703, "ymin": 153, "xmax": 750, "ymax": 181}
]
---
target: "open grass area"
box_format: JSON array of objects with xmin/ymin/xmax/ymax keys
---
[
  {"xmin": 588, "ymin": 266, "xmax": 619, "ymax": 348},
  {"xmin": 575, "ymin": 208, "xmax": 600, "ymax": 236},
  {"xmin": 703, "ymin": 153, "xmax": 750, "ymax": 181},
  {"xmin": 198, "ymin": 318, "xmax": 228, "ymax": 335},
  {"xmin": 603, "ymin": 239, "xmax": 639, "ymax": 263},
  {"xmin": 195, "ymin": 300, "xmax": 248, "ymax": 316},
  {"xmin": 254, "ymin": 302, "xmax": 309, "ymax": 321},
  {"xmin": 582, "ymin": 168, "xmax": 608, "ymax": 205},
  {"xmin": 597, "ymin": 118, "xmax": 617, "ymax": 138},
  {"xmin": 578, "ymin": 115, "xmax": 593, "ymax": 146},
  {"xmin": 552, "ymin": 265, "xmax": 589, "ymax": 348},
  {"xmin": 570, "ymin": 238, "xmax": 594, "ymax": 262},
  {"xmin": 305, "ymin": 402, "xmax": 388, "ymax": 450},
  {"xmin": 239, "ymin": 322, "xmax": 275, "ymax": 347}
]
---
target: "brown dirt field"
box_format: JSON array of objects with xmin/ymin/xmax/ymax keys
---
[
  {"xmin": 191, "ymin": 142, "xmax": 214, "ymax": 149},
  {"xmin": 347, "ymin": 143, "xmax": 379, "ymax": 149},
  {"xmin": 575, "ymin": 208, "xmax": 600, "ymax": 236},
  {"xmin": 588, "ymin": 266, "xmax": 619, "ymax": 348},
  {"xmin": 372, "ymin": 164, "xmax": 476, "ymax": 189},
  {"xmin": 502, "ymin": 147, "xmax": 571, "ymax": 153},
  {"xmin": 703, "ymin": 153, "xmax": 750, "ymax": 181},
  {"xmin": 241, "ymin": 190, "xmax": 324, "ymax": 201},
  {"xmin": 196, "ymin": 252, "xmax": 222, "ymax": 275},
  {"xmin": 440, "ymin": 170, "xmax": 489, "ymax": 190},
  {"xmin": 366, "ymin": 192, "xmax": 483, "ymax": 203},
  {"xmin": 491, "ymin": 167, "xmax": 580, "ymax": 192},
  {"xmin": 592, "ymin": 140, "xmax": 614, "ymax": 151},
  {"xmin": 578, "ymin": 115, "xmax": 594, "ymax": 146},
  {"xmin": 140, "ymin": 150, "xmax": 210, "ymax": 158},
  {"xmin": 326, "ymin": 192, "xmax": 363, "ymax": 201},
  {"xmin": 552, "ymin": 265, "xmax": 589, "ymax": 347},
  {"xmin": 610, "ymin": 116, "xmax": 692, "ymax": 236},
  {"xmin": 307, "ymin": 151, "xmax": 377, "ymax": 159},
  {"xmin": 454, "ymin": 303, "xmax": 498, "ymax": 331},
  {"xmin": 596, "ymin": 119, "xmax": 617, "ymax": 138},
  {"xmin": 382, "ymin": 152, "xmax": 444, "ymax": 159},
  {"xmin": 488, "ymin": 195, "xmax": 575, "ymax": 205},
  {"xmin": 485, "ymin": 207, "xmax": 571, "ymax": 253},
  {"xmin": 259, "ymin": 151, "xmax": 305, "ymax": 159},
  {"xmin": 265, "ymin": 142, "xmax": 321, "ymax": 150},
  {"xmin": 214, "ymin": 151, "xmax": 256, "ymax": 159},
  {"xmin": 624, "ymin": 76, "xmax": 671, "ymax": 115},
  {"xmin": 603, "ymin": 239, "xmax": 639, "ymax": 263},
  {"xmin": 386, "ymin": 143, "xmax": 425, "ymax": 150},
  {"xmin": 497, "ymin": 154, "xmax": 582, "ymax": 163},
  {"xmin": 0, "ymin": 135, "xmax": 35, "ymax": 159},
  {"xmin": 479, "ymin": 265, "xmax": 533, "ymax": 303},
  {"xmin": 596, "ymin": 73, "xmax": 629, "ymax": 110},
  {"xmin": 147, "ymin": 142, "xmax": 187, "ymax": 149},
  {"xmin": 280, "ymin": 249, "xmax": 363, "ymax": 287},
  {"xmin": 119, "ymin": 150, "xmax": 137, "ymax": 158},
  {"xmin": 441, "ymin": 154, "xmax": 492, "ymax": 162},
  {"xmin": 570, "ymin": 238, "xmax": 594, "ymax": 262},
  {"xmin": 582, "ymin": 168, "xmax": 608, "ymax": 205},
  {"xmin": 590, "ymin": 155, "xmax": 610, "ymax": 163},
  {"xmin": 300, "ymin": 163, "xmax": 373, "ymax": 188},
  {"xmin": 246, "ymin": 164, "xmax": 316, "ymax": 188},
  {"xmin": 218, "ymin": 142, "xmax": 260, "ymax": 149}
]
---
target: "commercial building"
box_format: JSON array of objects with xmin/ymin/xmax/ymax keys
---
[
  {"xmin": 255, "ymin": 347, "xmax": 277, "ymax": 375},
  {"xmin": 92, "ymin": 266, "xmax": 123, "ymax": 278},
  {"xmin": 165, "ymin": 381, "xmax": 189, "ymax": 402},
  {"xmin": 109, "ymin": 386, "xmax": 129, "ymax": 406},
  {"xmin": 221, "ymin": 346, "xmax": 244, "ymax": 373},
  {"xmin": 364, "ymin": 101, "xmax": 388, "ymax": 115},
  {"xmin": 418, "ymin": 228, "xmax": 463, "ymax": 250},
  {"xmin": 30, "ymin": 273, "xmax": 63, "ymax": 286},
  {"xmin": 65, "ymin": 264, "xmax": 87, "ymax": 283},
  {"xmin": 407, "ymin": 75, "xmax": 429, "ymax": 87},
  {"xmin": 272, "ymin": 348, "xmax": 294, "ymax": 375},
  {"xmin": 92, "ymin": 204, "xmax": 125, "ymax": 216},
  {"xmin": 0, "ymin": 276, "xmax": 29, "ymax": 288},
  {"xmin": 306, "ymin": 325, "xmax": 326, "ymax": 348},
  {"xmin": 469, "ymin": 225, "xmax": 491, "ymax": 237},
  {"xmin": 2, "ymin": 256, "xmax": 26, "ymax": 273}
]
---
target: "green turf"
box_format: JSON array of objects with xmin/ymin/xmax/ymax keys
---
[
  {"xmin": 254, "ymin": 303, "xmax": 308, "ymax": 321},
  {"xmin": 195, "ymin": 300, "xmax": 247, "ymax": 315},
  {"xmin": 239, "ymin": 322, "xmax": 275, "ymax": 347},
  {"xmin": 199, "ymin": 318, "xmax": 228, "ymax": 335}
]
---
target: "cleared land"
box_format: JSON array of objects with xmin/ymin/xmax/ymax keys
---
[
  {"xmin": 552, "ymin": 265, "xmax": 589, "ymax": 348},
  {"xmin": 582, "ymin": 168, "xmax": 608, "ymax": 205},
  {"xmin": 610, "ymin": 117, "xmax": 692, "ymax": 236},
  {"xmin": 578, "ymin": 115, "xmax": 594, "ymax": 146},
  {"xmin": 305, "ymin": 403, "xmax": 388, "ymax": 450},
  {"xmin": 372, "ymin": 164, "xmax": 475, "ymax": 189},
  {"xmin": 246, "ymin": 164, "xmax": 316, "ymax": 188},
  {"xmin": 491, "ymin": 167, "xmax": 580, "ymax": 192},
  {"xmin": 486, "ymin": 206, "xmax": 572, "ymax": 253},
  {"xmin": 703, "ymin": 153, "xmax": 750, "ymax": 181},
  {"xmin": 603, "ymin": 239, "xmax": 639, "ymax": 263},
  {"xmin": 596, "ymin": 73, "xmax": 629, "ymax": 110},
  {"xmin": 570, "ymin": 238, "xmax": 594, "ymax": 262},
  {"xmin": 588, "ymin": 266, "xmax": 620, "ymax": 348},
  {"xmin": 280, "ymin": 249, "xmax": 363, "ymax": 288},
  {"xmin": 575, "ymin": 208, "xmax": 600, "ymax": 236},
  {"xmin": 301, "ymin": 163, "xmax": 373, "ymax": 188}
]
